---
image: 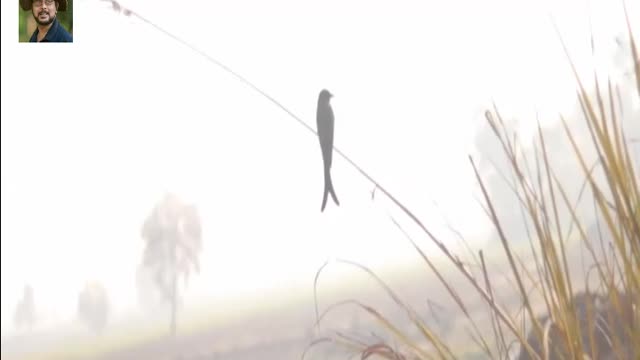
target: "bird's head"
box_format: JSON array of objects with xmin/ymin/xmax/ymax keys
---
[{"xmin": 319, "ymin": 89, "xmax": 333, "ymax": 101}]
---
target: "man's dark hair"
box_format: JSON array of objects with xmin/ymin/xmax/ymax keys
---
[{"xmin": 20, "ymin": 0, "xmax": 68, "ymax": 11}]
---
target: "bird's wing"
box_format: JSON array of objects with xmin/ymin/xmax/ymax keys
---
[
  {"xmin": 317, "ymin": 102, "xmax": 335, "ymax": 167},
  {"xmin": 326, "ymin": 104, "xmax": 334, "ymax": 146},
  {"xmin": 316, "ymin": 102, "xmax": 327, "ymax": 139},
  {"xmin": 319, "ymin": 103, "xmax": 335, "ymax": 146}
]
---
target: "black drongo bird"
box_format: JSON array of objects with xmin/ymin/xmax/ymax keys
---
[{"xmin": 316, "ymin": 89, "xmax": 340, "ymax": 212}]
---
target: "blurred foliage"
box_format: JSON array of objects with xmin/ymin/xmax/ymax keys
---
[
  {"xmin": 142, "ymin": 193, "xmax": 203, "ymax": 294},
  {"xmin": 77, "ymin": 282, "xmax": 110, "ymax": 335},
  {"xmin": 18, "ymin": 0, "xmax": 73, "ymax": 42}
]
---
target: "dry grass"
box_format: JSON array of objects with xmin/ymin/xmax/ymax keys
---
[{"xmin": 306, "ymin": 8, "xmax": 639, "ymax": 360}]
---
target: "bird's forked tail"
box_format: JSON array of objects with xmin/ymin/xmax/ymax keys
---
[{"xmin": 321, "ymin": 168, "xmax": 340, "ymax": 212}]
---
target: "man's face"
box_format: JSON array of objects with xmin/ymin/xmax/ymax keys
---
[{"xmin": 31, "ymin": 0, "xmax": 57, "ymax": 26}]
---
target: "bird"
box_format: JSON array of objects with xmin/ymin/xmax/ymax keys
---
[{"xmin": 316, "ymin": 89, "xmax": 340, "ymax": 212}]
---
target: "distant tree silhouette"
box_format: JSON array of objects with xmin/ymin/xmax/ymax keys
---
[
  {"xmin": 14, "ymin": 285, "xmax": 35, "ymax": 332},
  {"xmin": 141, "ymin": 193, "xmax": 203, "ymax": 338},
  {"xmin": 77, "ymin": 282, "xmax": 109, "ymax": 334}
]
